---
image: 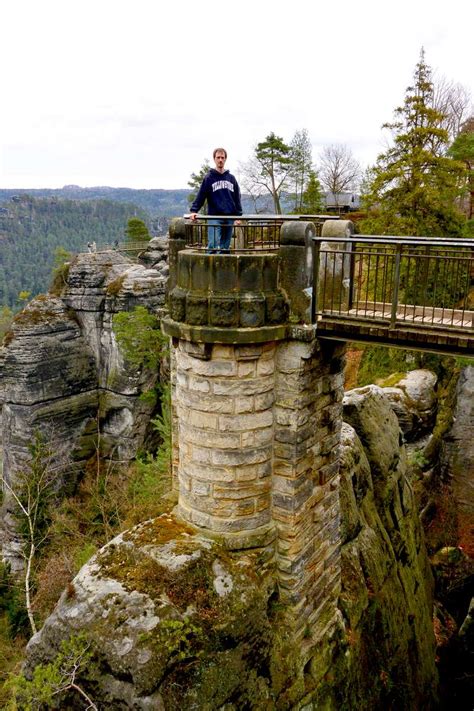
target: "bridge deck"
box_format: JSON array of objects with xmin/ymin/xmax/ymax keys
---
[{"xmin": 317, "ymin": 302, "xmax": 474, "ymax": 355}]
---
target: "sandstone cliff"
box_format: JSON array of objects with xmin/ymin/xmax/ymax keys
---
[{"xmin": 0, "ymin": 240, "xmax": 168, "ymax": 569}]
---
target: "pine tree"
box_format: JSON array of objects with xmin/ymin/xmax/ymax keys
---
[
  {"xmin": 299, "ymin": 170, "xmax": 324, "ymax": 214},
  {"xmin": 448, "ymin": 116, "xmax": 474, "ymax": 223},
  {"xmin": 187, "ymin": 160, "xmax": 211, "ymax": 213},
  {"xmin": 125, "ymin": 218, "xmax": 151, "ymax": 242},
  {"xmin": 362, "ymin": 50, "xmax": 466, "ymax": 237},
  {"xmin": 254, "ymin": 133, "xmax": 292, "ymax": 214},
  {"xmin": 289, "ymin": 129, "xmax": 313, "ymax": 212}
]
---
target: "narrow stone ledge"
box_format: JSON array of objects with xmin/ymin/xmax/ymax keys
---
[{"xmin": 162, "ymin": 316, "xmax": 288, "ymax": 345}]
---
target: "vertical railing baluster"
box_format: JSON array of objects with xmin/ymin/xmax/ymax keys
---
[
  {"xmin": 311, "ymin": 238, "xmax": 321, "ymax": 324},
  {"xmin": 390, "ymin": 244, "xmax": 402, "ymax": 328}
]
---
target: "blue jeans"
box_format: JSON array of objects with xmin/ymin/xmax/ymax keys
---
[{"xmin": 207, "ymin": 218, "xmax": 234, "ymax": 252}]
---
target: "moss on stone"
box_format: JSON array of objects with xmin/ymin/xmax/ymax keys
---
[{"xmin": 106, "ymin": 274, "xmax": 126, "ymax": 296}]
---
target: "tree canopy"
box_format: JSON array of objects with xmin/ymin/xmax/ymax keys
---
[
  {"xmin": 125, "ymin": 217, "xmax": 151, "ymax": 242},
  {"xmin": 361, "ymin": 50, "xmax": 466, "ymax": 237}
]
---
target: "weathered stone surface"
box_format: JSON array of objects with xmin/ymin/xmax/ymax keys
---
[
  {"xmin": 24, "ymin": 514, "xmax": 274, "ymax": 710},
  {"xmin": 22, "ymin": 366, "xmax": 440, "ymax": 710},
  {"xmin": 441, "ymin": 365, "xmax": 474, "ymax": 522},
  {"xmin": 383, "ymin": 369, "xmax": 437, "ymax": 440},
  {"xmin": 1, "ymin": 245, "xmax": 168, "ymax": 567},
  {"xmin": 335, "ymin": 385, "xmax": 438, "ymax": 710},
  {"xmin": 342, "ymin": 384, "xmax": 403, "ymax": 497}
]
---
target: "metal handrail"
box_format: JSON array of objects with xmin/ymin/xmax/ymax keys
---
[
  {"xmin": 311, "ymin": 235, "xmax": 474, "ymax": 332},
  {"xmin": 183, "ymin": 214, "xmax": 332, "ymax": 251}
]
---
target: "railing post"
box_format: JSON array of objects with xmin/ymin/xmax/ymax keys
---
[
  {"xmin": 390, "ymin": 244, "xmax": 402, "ymax": 328},
  {"xmin": 311, "ymin": 238, "xmax": 321, "ymax": 324}
]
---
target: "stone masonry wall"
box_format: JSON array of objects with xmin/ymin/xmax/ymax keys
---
[
  {"xmin": 172, "ymin": 331, "xmax": 346, "ymax": 647},
  {"xmin": 174, "ymin": 340, "xmax": 275, "ymax": 546},
  {"xmin": 274, "ymin": 338, "xmax": 345, "ymax": 642}
]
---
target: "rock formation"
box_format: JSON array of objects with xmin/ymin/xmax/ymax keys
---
[
  {"xmin": 23, "ymin": 384, "xmax": 438, "ymax": 709},
  {"xmin": 382, "ymin": 369, "xmax": 438, "ymax": 441},
  {"xmin": 441, "ymin": 365, "xmax": 474, "ymax": 548},
  {"xmin": 0, "ymin": 240, "xmax": 168, "ymax": 569}
]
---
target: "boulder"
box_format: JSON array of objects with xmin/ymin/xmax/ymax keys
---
[
  {"xmin": 24, "ymin": 514, "xmax": 273, "ymax": 710},
  {"xmin": 383, "ymin": 369, "xmax": 437, "ymax": 440}
]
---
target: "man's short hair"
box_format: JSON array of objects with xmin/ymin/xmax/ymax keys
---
[{"xmin": 213, "ymin": 147, "xmax": 227, "ymax": 159}]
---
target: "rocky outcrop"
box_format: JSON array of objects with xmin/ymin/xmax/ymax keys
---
[
  {"xmin": 23, "ymin": 384, "xmax": 438, "ymax": 709},
  {"xmin": 0, "ymin": 241, "xmax": 168, "ymax": 569},
  {"xmin": 336, "ymin": 385, "xmax": 438, "ymax": 709},
  {"xmin": 24, "ymin": 514, "xmax": 274, "ymax": 710},
  {"xmin": 441, "ymin": 366, "xmax": 474, "ymax": 531},
  {"xmin": 382, "ymin": 369, "xmax": 437, "ymax": 440}
]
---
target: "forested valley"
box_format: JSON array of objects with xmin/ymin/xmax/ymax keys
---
[{"xmin": 0, "ymin": 196, "xmax": 158, "ymax": 309}]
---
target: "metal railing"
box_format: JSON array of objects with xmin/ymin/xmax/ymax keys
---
[
  {"xmin": 312, "ymin": 235, "xmax": 474, "ymax": 332},
  {"xmin": 183, "ymin": 214, "xmax": 336, "ymax": 251}
]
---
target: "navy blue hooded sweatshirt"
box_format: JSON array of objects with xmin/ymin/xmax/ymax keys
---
[{"xmin": 191, "ymin": 168, "xmax": 242, "ymax": 216}]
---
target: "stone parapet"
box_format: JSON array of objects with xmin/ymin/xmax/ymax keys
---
[{"xmin": 168, "ymin": 250, "xmax": 289, "ymax": 329}]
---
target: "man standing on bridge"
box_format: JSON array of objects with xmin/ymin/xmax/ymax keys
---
[{"xmin": 189, "ymin": 148, "xmax": 242, "ymax": 253}]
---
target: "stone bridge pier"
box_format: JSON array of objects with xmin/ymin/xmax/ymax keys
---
[{"xmin": 162, "ymin": 219, "xmax": 347, "ymax": 645}]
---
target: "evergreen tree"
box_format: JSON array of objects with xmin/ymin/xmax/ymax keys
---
[
  {"xmin": 289, "ymin": 129, "xmax": 313, "ymax": 212},
  {"xmin": 448, "ymin": 116, "xmax": 474, "ymax": 223},
  {"xmin": 362, "ymin": 50, "xmax": 466, "ymax": 237},
  {"xmin": 254, "ymin": 133, "xmax": 292, "ymax": 214},
  {"xmin": 299, "ymin": 170, "xmax": 324, "ymax": 214},
  {"xmin": 187, "ymin": 160, "xmax": 210, "ymax": 213},
  {"xmin": 124, "ymin": 217, "xmax": 151, "ymax": 242}
]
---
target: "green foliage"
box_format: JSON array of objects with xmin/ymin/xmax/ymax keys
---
[
  {"xmin": 356, "ymin": 345, "xmax": 410, "ymax": 386},
  {"xmin": 255, "ymin": 132, "xmax": 292, "ymax": 214},
  {"xmin": 7, "ymin": 633, "xmax": 96, "ymax": 710},
  {"xmin": 187, "ymin": 160, "xmax": 211, "ymax": 211},
  {"xmin": 0, "ymin": 564, "xmax": 28, "ymax": 638},
  {"xmin": 361, "ymin": 51, "xmax": 466, "ymax": 237},
  {"xmin": 113, "ymin": 306, "xmax": 167, "ymax": 371},
  {"xmin": 408, "ymin": 449, "xmax": 429, "ymax": 471},
  {"xmin": 0, "ymin": 305, "xmax": 14, "ymax": 342},
  {"xmin": 158, "ymin": 618, "xmax": 204, "ymax": 663},
  {"xmin": 48, "ymin": 247, "xmax": 72, "ymax": 296},
  {"xmin": 12, "ymin": 432, "xmax": 60, "ymax": 556},
  {"xmin": 289, "ymin": 129, "xmax": 313, "ymax": 212},
  {"xmin": 124, "ymin": 217, "xmax": 151, "ymax": 242},
  {"xmin": 298, "ymin": 169, "xmax": 324, "ymax": 214},
  {"xmin": 150, "ymin": 384, "xmax": 172, "ymax": 476},
  {"xmin": 126, "ymin": 385, "xmax": 173, "ymax": 525},
  {"xmin": 448, "ymin": 116, "xmax": 474, "ymax": 220},
  {"xmin": 17, "ymin": 291, "xmax": 31, "ymax": 304}
]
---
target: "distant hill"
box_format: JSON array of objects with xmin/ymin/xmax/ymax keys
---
[
  {"xmin": 0, "ymin": 195, "xmax": 151, "ymax": 308},
  {"xmin": 0, "ymin": 186, "xmax": 191, "ymax": 218},
  {"xmin": 0, "ymin": 185, "xmax": 276, "ymax": 217}
]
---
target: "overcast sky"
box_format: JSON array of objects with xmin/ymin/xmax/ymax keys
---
[{"xmin": 0, "ymin": 0, "xmax": 472, "ymax": 190}]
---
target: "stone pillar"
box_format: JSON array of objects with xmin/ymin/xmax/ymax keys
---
[
  {"xmin": 318, "ymin": 219, "xmax": 355, "ymax": 312},
  {"xmin": 174, "ymin": 340, "xmax": 276, "ymax": 548},
  {"xmin": 274, "ymin": 336, "xmax": 345, "ymax": 641},
  {"xmin": 163, "ymin": 249, "xmax": 289, "ymax": 549},
  {"xmin": 279, "ymin": 221, "xmax": 317, "ymax": 323},
  {"xmin": 162, "ymin": 244, "xmax": 345, "ymax": 650}
]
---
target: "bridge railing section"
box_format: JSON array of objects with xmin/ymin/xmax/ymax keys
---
[
  {"xmin": 312, "ymin": 236, "xmax": 474, "ymax": 331},
  {"xmin": 183, "ymin": 214, "xmax": 336, "ymax": 251}
]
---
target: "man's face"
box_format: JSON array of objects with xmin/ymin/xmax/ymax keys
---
[{"xmin": 214, "ymin": 151, "xmax": 226, "ymax": 172}]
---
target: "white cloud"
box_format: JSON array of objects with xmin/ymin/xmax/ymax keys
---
[{"xmin": 1, "ymin": 0, "xmax": 472, "ymax": 189}]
